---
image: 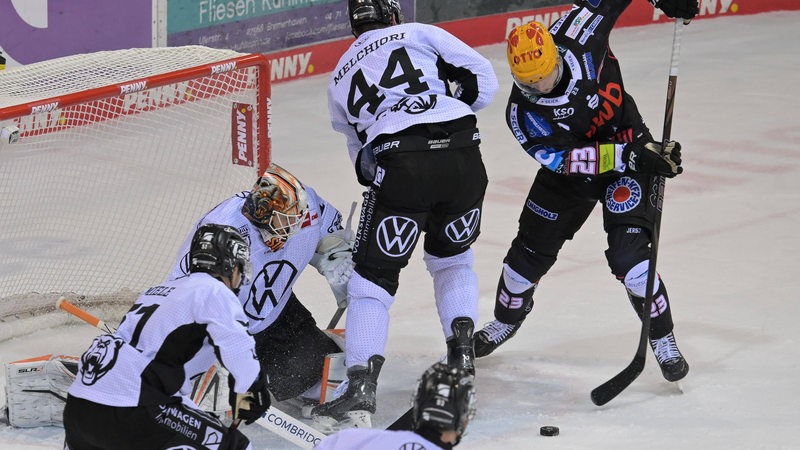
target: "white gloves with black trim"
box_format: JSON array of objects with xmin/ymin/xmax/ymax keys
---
[{"xmin": 311, "ymin": 228, "xmax": 355, "ymax": 308}]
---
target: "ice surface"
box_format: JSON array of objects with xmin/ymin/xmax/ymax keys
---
[{"xmin": 2, "ymin": 11, "xmax": 799, "ymax": 449}]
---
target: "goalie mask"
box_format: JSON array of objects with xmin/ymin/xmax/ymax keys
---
[
  {"xmin": 242, "ymin": 163, "xmax": 309, "ymax": 249},
  {"xmin": 411, "ymin": 362, "xmax": 476, "ymax": 444},
  {"xmin": 190, "ymin": 223, "xmax": 252, "ymax": 292}
]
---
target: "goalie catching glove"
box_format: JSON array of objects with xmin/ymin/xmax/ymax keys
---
[
  {"xmin": 649, "ymin": 0, "xmax": 699, "ymax": 20},
  {"xmin": 228, "ymin": 371, "xmax": 270, "ymax": 425},
  {"xmin": 622, "ymin": 135, "xmax": 683, "ymax": 178}
]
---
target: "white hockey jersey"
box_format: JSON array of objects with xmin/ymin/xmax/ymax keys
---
[
  {"xmin": 315, "ymin": 428, "xmax": 445, "ymax": 450},
  {"xmin": 328, "ymin": 22, "xmax": 498, "ymax": 164},
  {"xmin": 168, "ymin": 185, "xmax": 343, "ymax": 335},
  {"xmin": 67, "ymin": 273, "xmax": 260, "ymax": 407}
]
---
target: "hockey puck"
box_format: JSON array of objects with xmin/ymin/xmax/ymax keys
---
[{"xmin": 540, "ymin": 426, "xmax": 559, "ymax": 436}]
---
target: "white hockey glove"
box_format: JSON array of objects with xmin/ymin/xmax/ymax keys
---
[
  {"xmin": 310, "ymin": 202, "xmax": 357, "ymax": 308},
  {"xmin": 311, "ymin": 229, "xmax": 355, "ymax": 308}
]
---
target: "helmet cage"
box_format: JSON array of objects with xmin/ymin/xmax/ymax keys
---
[{"xmin": 242, "ymin": 164, "xmax": 309, "ymax": 243}]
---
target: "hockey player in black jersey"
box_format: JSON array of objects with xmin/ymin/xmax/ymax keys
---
[
  {"xmin": 63, "ymin": 224, "xmax": 269, "ymax": 450},
  {"xmin": 311, "ymin": 0, "xmax": 498, "ymax": 432},
  {"xmin": 473, "ymin": 0, "xmax": 698, "ymax": 383}
]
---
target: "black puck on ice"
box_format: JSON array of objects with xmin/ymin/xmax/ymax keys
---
[{"xmin": 540, "ymin": 425, "xmax": 559, "ymax": 436}]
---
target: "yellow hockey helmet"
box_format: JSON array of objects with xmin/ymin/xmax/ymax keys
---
[{"xmin": 506, "ymin": 21, "xmax": 558, "ymax": 84}]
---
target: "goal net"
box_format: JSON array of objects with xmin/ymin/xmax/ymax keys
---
[{"xmin": 0, "ymin": 46, "xmax": 271, "ymax": 337}]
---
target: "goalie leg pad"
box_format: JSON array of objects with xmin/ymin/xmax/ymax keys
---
[
  {"xmin": 5, "ymin": 354, "xmax": 79, "ymax": 427},
  {"xmin": 254, "ymin": 294, "xmax": 341, "ymax": 401}
]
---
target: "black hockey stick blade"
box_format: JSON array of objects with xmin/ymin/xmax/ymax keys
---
[
  {"xmin": 385, "ymin": 407, "xmax": 414, "ymax": 431},
  {"xmin": 590, "ymin": 353, "xmax": 646, "ymax": 406}
]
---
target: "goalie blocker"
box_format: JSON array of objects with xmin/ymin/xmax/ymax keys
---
[
  {"xmin": 3, "ymin": 340, "xmax": 346, "ymax": 429},
  {"xmin": 4, "ymin": 354, "xmax": 78, "ymax": 427}
]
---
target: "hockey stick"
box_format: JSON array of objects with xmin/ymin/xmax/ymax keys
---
[
  {"xmin": 327, "ymin": 306, "xmax": 346, "ymax": 329},
  {"xmin": 386, "ymin": 407, "xmax": 414, "ymax": 431},
  {"xmin": 56, "ymin": 297, "xmax": 324, "ymax": 448},
  {"xmin": 324, "ymin": 201, "xmax": 357, "ymax": 330},
  {"xmin": 56, "ymin": 297, "xmax": 115, "ymax": 333},
  {"xmin": 254, "ymin": 407, "xmax": 326, "ymax": 448},
  {"xmin": 590, "ymin": 18, "xmax": 687, "ymax": 406}
]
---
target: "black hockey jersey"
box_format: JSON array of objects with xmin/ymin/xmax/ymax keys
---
[{"xmin": 506, "ymin": 0, "xmax": 653, "ymax": 177}]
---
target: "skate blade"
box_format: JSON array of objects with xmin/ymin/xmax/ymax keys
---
[{"xmin": 312, "ymin": 410, "xmax": 372, "ymax": 433}]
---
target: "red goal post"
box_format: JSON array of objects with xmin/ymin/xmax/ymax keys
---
[{"xmin": 0, "ymin": 46, "xmax": 271, "ymax": 337}]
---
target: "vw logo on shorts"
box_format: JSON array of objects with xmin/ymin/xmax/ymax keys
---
[
  {"xmin": 377, "ymin": 216, "xmax": 419, "ymax": 257},
  {"xmin": 445, "ymin": 209, "xmax": 480, "ymax": 243}
]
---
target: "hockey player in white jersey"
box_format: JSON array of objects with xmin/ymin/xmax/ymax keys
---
[
  {"xmin": 311, "ymin": 0, "xmax": 498, "ymax": 431},
  {"xmin": 169, "ymin": 163, "xmax": 354, "ymax": 406},
  {"xmin": 316, "ymin": 362, "xmax": 476, "ymax": 449},
  {"xmin": 63, "ymin": 224, "xmax": 268, "ymax": 450}
]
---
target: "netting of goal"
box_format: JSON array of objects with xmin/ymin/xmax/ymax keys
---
[{"xmin": 0, "ymin": 46, "xmax": 271, "ymax": 339}]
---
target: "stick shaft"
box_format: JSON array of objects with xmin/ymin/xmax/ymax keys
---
[
  {"xmin": 56, "ymin": 297, "xmax": 114, "ymax": 333},
  {"xmin": 327, "ymin": 306, "xmax": 346, "ymax": 329},
  {"xmin": 590, "ymin": 19, "xmax": 686, "ymax": 406}
]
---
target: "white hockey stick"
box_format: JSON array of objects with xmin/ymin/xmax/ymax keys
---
[
  {"xmin": 254, "ymin": 407, "xmax": 326, "ymax": 449},
  {"xmin": 56, "ymin": 297, "xmax": 327, "ymax": 448}
]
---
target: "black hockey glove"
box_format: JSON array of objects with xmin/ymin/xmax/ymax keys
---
[
  {"xmin": 650, "ymin": 0, "xmax": 699, "ymax": 20},
  {"xmin": 228, "ymin": 371, "xmax": 271, "ymax": 425},
  {"xmin": 622, "ymin": 137, "xmax": 683, "ymax": 178}
]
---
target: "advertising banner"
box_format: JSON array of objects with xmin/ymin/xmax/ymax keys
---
[
  {"xmin": 415, "ymin": 0, "xmax": 564, "ymax": 24},
  {"xmin": 263, "ymin": 0, "xmax": 800, "ymax": 84},
  {"xmin": 0, "ymin": 0, "xmax": 797, "ymax": 75},
  {"xmin": 0, "ymin": 0, "xmax": 151, "ymax": 66},
  {"xmin": 167, "ymin": 0, "xmax": 413, "ymax": 54}
]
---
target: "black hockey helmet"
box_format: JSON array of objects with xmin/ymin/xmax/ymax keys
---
[
  {"xmin": 348, "ymin": 0, "xmax": 403, "ymax": 36},
  {"xmin": 189, "ymin": 224, "xmax": 252, "ymax": 290},
  {"xmin": 411, "ymin": 362, "xmax": 476, "ymax": 443}
]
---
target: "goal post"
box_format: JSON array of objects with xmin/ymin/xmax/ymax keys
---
[{"xmin": 0, "ymin": 46, "xmax": 271, "ymax": 336}]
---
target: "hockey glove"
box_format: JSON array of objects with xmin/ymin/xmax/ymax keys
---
[
  {"xmin": 228, "ymin": 371, "xmax": 271, "ymax": 425},
  {"xmin": 649, "ymin": 0, "xmax": 699, "ymax": 20},
  {"xmin": 622, "ymin": 137, "xmax": 683, "ymax": 178},
  {"xmin": 311, "ymin": 229, "xmax": 355, "ymax": 308}
]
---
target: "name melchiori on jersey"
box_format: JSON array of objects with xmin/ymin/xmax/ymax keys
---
[{"xmin": 333, "ymin": 32, "xmax": 406, "ymax": 85}]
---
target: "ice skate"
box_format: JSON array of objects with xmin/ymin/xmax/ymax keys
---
[
  {"xmin": 473, "ymin": 319, "xmax": 523, "ymax": 357},
  {"xmin": 446, "ymin": 317, "xmax": 475, "ymax": 375},
  {"xmin": 311, "ymin": 355, "xmax": 384, "ymax": 433},
  {"xmin": 649, "ymin": 331, "xmax": 689, "ymax": 382}
]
